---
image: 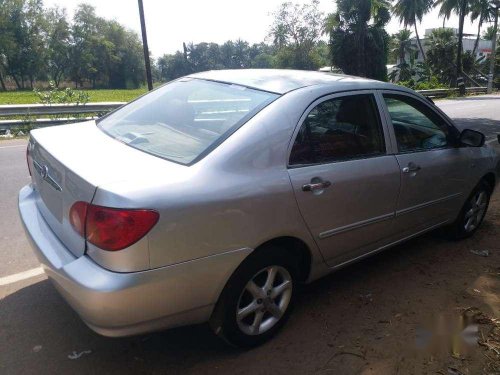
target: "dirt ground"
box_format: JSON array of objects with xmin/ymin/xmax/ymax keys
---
[
  {"xmin": 227, "ymin": 192, "xmax": 500, "ymax": 375},
  {"xmin": 1, "ymin": 196, "xmax": 499, "ymax": 375},
  {"xmin": 286, "ymin": 193, "xmax": 500, "ymax": 375}
]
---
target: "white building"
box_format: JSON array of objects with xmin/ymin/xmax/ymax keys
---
[{"xmin": 401, "ymin": 28, "xmax": 492, "ymax": 64}]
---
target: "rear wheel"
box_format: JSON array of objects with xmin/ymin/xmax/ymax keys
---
[
  {"xmin": 210, "ymin": 247, "xmax": 298, "ymax": 347},
  {"xmin": 448, "ymin": 180, "xmax": 491, "ymax": 240}
]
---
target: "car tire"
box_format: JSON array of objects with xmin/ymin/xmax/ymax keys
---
[
  {"xmin": 447, "ymin": 180, "xmax": 491, "ymax": 240},
  {"xmin": 209, "ymin": 246, "xmax": 299, "ymax": 348}
]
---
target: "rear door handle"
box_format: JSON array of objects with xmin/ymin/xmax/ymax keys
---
[
  {"xmin": 402, "ymin": 162, "xmax": 421, "ymax": 173},
  {"xmin": 302, "ymin": 180, "xmax": 331, "ymax": 192}
]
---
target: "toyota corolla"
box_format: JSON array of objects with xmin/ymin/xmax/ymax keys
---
[{"xmin": 19, "ymin": 70, "xmax": 499, "ymax": 347}]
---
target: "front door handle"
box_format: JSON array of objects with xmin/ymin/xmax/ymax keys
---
[
  {"xmin": 302, "ymin": 180, "xmax": 331, "ymax": 192},
  {"xmin": 402, "ymin": 162, "xmax": 421, "ymax": 173}
]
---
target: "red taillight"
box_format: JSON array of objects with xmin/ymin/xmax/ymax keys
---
[
  {"xmin": 69, "ymin": 201, "xmax": 89, "ymax": 237},
  {"xmin": 69, "ymin": 202, "xmax": 159, "ymax": 251}
]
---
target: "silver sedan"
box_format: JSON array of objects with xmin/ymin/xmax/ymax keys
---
[{"xmin": 19, "ymin": 69, "xmax": 499, "ymax": 347}]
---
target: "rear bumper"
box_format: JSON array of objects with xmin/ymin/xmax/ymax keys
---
[{"xmin": 18, "ymin": 185, "xmax": 251, "ymax": 337}]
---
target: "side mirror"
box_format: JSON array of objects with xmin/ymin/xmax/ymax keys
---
[{"xmin": 459, "ymin": 129, "xmax": 485, "ymax": 147}]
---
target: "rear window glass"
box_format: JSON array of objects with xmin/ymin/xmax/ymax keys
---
[{"xmin": 98, "ymin": 78, "xmax": 278, "ymax": 165}]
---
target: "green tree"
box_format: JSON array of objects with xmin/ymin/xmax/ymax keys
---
[
  {"xmin": 435, "ymin": 0, "xmax": 475, "ymax": 87},
  {"xmin": 101, "ymin": 21, "xmax": 145, "ymax": 88},
  {"xmin": 68, "ymin": 4, "xmax": 144, "ymax": 89},
  {"xmin": 390, "ymin": 29, "xmax": 417, "ymax": 81},
  {"xmin": 0, "ymin": 1, "xmax": 14, "ymax": 90},
  {"xmin": 393, "ymin": 29, "xmax": 414, "ymax": 64},
  {"xmin": 392, "ymin": 0, "xmax": 434, "ymax": 61},
  {"xmin": 390, "ymin": 29, "xmax": 416, "ymax": 81},
  {"xmin": 322, "ymin": 12, "xmax": 340, "ymax": 36},
  {"xmin": 470, "ymin": 0, "xmax": 496, "ymax": 54},
  {"xmin": 45, "ymin": 6, "xmax": 71, "ymax": 87},
  {"xmin": 268, "ymin": 0, "xmax": 324, "ymax": 70},
  {"xmin": 482, "ymin": 25, "xmax": 499, "ymax": 40},
  {"xmin": 328, "ymin": 0, "xmax": 390, "ymax": 80},
  {"xmin": 0, "ymin": 0, "xmax": 47, "ymax": 89},
  {"xmin": 313, "ymin": 40, "xmax": 331, "ymax": 67},
  {"xmin": 426, "ymin": 28, "xmax": 457, "ymax": 84},
  {"xmin": 233, "ymin": 39, "xmax": 251, "ymax": 68},
  {"xmin": 187, "ymin": 42, "xmax": 220, "ymax": 70},
  {"xmin": 218, "ymin": 40, "xmax": 252, "ymax": 69},
  {"xmin": 69, "ymin": 4, "xmax": 102, "ymax": 88},
  {"xmin": 249, "ymin": 43, "xmax": 276, "ymax": 68},
  {"xmin": 157, "ymin": 52, "xmax": 191, "ymax": 81}
]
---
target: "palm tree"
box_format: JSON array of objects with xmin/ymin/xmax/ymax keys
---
[
  {"xmin": 482, "ymin": 25, "xmax": 497, "ymax": 40},
  {"xmin": 470, "ymin": 0, "xmax": 495, "ymax": 55},
  {"xmin": 322, "ymin": 13, "xmax": 340, "ymax": 36},
  {"xmin": 371, "ymin": 0, "xmax": 392, "ymax": 18},
  {"xmin": 392, "ymin": 0, "xmax": 434, "ymax": 61},
  {"xmin": 329, "ymin": 0, "xmax": 391, "ymax": 80},
  {"xmin": 435, "ymin": 0, "xmax": 471, "ymax": 89},
  {"xmin": 390, "ymin": 29, "xmax": 417, "ymax": 81},
  {"xmin": 393, "ymin": 29, "xmax": 414, "ymax": 64},
  {"xmin": 487, "ymin": 2, "xmax": 498, "ymax": 93},
  {"xmin": 270, "ymin": 24, "xmax": 288, "ymax": 50},
  {"xmin": 426, "ymin": 28, "xmax": 458, "ymax": 83}
]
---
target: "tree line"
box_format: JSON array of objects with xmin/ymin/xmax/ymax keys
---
[
  {"xmin": 158, "ymin": 2, "xmax": 330, "ymax": 82},
  {"xmin": 0, "ymin": 0, "xmax": 145, "ymax": 90},
  {"xmin": 386, "ymin": 0, "xmax": 499, "ymax": 88},
  {"xmin": 0, "ymin": 0, "xmax": 498, "ymax": 91}
]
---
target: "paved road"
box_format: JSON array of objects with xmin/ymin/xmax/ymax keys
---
[
  {"xmin": 0, "ymin": 139, "xmax": 37, "ymax": 277},
  {"xmin": 437, "ymin": 94, "xmax": 500, "ymax": 139},
  {"xmin": 0, "ymin": 94, "xmax": 499, "ymax": 374}
]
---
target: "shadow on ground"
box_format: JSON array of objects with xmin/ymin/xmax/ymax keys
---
[{"xmin": 2, "ymin": 215, "xmax": 499, "ymax": 374}]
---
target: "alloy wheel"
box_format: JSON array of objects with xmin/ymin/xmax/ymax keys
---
[
  {"xmin": 236, "ymin": 265, "xmax": 293, "ymax": 336},
  {"xmin": 464, "ymin": 190, "xmax": 488, "ymax": 232}
]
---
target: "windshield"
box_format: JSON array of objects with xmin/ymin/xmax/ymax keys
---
[{"xmin": 98, "ymin": 78, "xmax": 279, "ymax": 165}]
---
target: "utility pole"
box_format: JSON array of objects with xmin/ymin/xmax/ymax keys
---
[
  {"xmin": 456, "ymin": 3, "xmax": 467, "ymax": 95},
  {"xmin": 138, "ymin": 0, "xmax": 153, "ymax": 91},
  {"xmin": 487, "ymin": 4, "xmax": 498, "ymax": 94}
]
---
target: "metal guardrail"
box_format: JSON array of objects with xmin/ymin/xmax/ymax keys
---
[
  {"xmin": 0, "ymin": 87, "xmax": 491, "ymax": 132},
  {"xmin": 0, "ymin": 102, "xmax": 125, "ymax": 131},
  {"xmin": 418, "ymin": 87, "xmax": 488, "ymax": 98},
  {"xmin": 0, "ymin": 102, "xmax": 124, "ymax": 116}
]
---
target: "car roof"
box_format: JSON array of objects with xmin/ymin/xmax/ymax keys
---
[{"xmin": 189, "ymin": 69, "xmax": 404, "ymax": 95}]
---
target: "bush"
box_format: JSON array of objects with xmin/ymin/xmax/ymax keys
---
[
  {"xmin": 34, "ymin": 81, "xmax": 90, "ymax": 105},
  {"xmin": 397, "ymin": 76, "xmax": 447, "ymax": 90},
  {"xmin": 413, "ymin": 77, "xmax": 448, "ymax": 90}
]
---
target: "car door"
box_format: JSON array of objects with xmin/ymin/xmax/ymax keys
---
[
  {"xmin": 287, "ymin": 91, "xmax": 401, "ymax": 266},
  {"xmin": 379, "ymin": 91, "xmax": 471, "ymax": 235}
]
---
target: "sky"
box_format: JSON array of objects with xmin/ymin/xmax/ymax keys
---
[{"xmin": 44, "ymin": 0, "xmax": 490, "ymax": 58}]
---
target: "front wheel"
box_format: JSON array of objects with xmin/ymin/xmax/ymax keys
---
[
  {"xmin": 448, "ymin": 180, "xmax": 491, "ymax": 240},
  {"xmin": 210, "ymin": 248, "xmax": 298, "ymax": 347}
]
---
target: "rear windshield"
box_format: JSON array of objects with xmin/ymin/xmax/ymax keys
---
[{"xmin": 98, "ymin": 78, "xmax": 278, "ymax": 165}]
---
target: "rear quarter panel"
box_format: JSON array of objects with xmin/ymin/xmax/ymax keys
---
[{"xmin": 96, "ymin": 88, "xmax": 329, "ymax": 273}]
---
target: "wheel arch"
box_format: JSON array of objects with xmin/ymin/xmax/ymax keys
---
[
  {"xmin": 251, "ymin": 236, "xmax": 313, "ymax": 283},
  {"xmin": 209, "ymin": 235, "xmax": 313, "ymax": 337},
  {"xmin": 482, "ymin": 172, "xmax": 496, "ymax": 193},
  {"xmin": 214, "ymin": 235, "xmax": 313, "ymax": 310}
]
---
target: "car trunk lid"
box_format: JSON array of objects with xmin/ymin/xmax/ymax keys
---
[
  {"xmin": 29, "ymin": 138, "xmax": 95, "ymax": 258},
  {"xmin": 28, "ymin": 120, "xmax": 186, "ymax": 258}
]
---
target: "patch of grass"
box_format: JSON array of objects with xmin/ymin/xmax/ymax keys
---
[{"xmin": 0, "ymin": 88, "xmax": 148, "ymax": 105}]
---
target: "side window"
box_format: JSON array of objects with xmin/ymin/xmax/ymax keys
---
[
  {"xmin": 289, "ymin": 94, "xmax": 385, "ymax": 166},
  {"xmin": 383, "ymin": 94, "xmax": 451, "ymax": 153}
]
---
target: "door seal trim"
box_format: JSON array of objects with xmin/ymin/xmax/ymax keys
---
[
  {"xmin": 328, "ymin": 219, "xmax": 450, "ymax": 270},
  {"xmin": 395, "ymin": 192, "xmax": 462, "ymax": 217},
  {"xmin": 319, "ymin": 212, "xmax": 394, "ymax": 239}
]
